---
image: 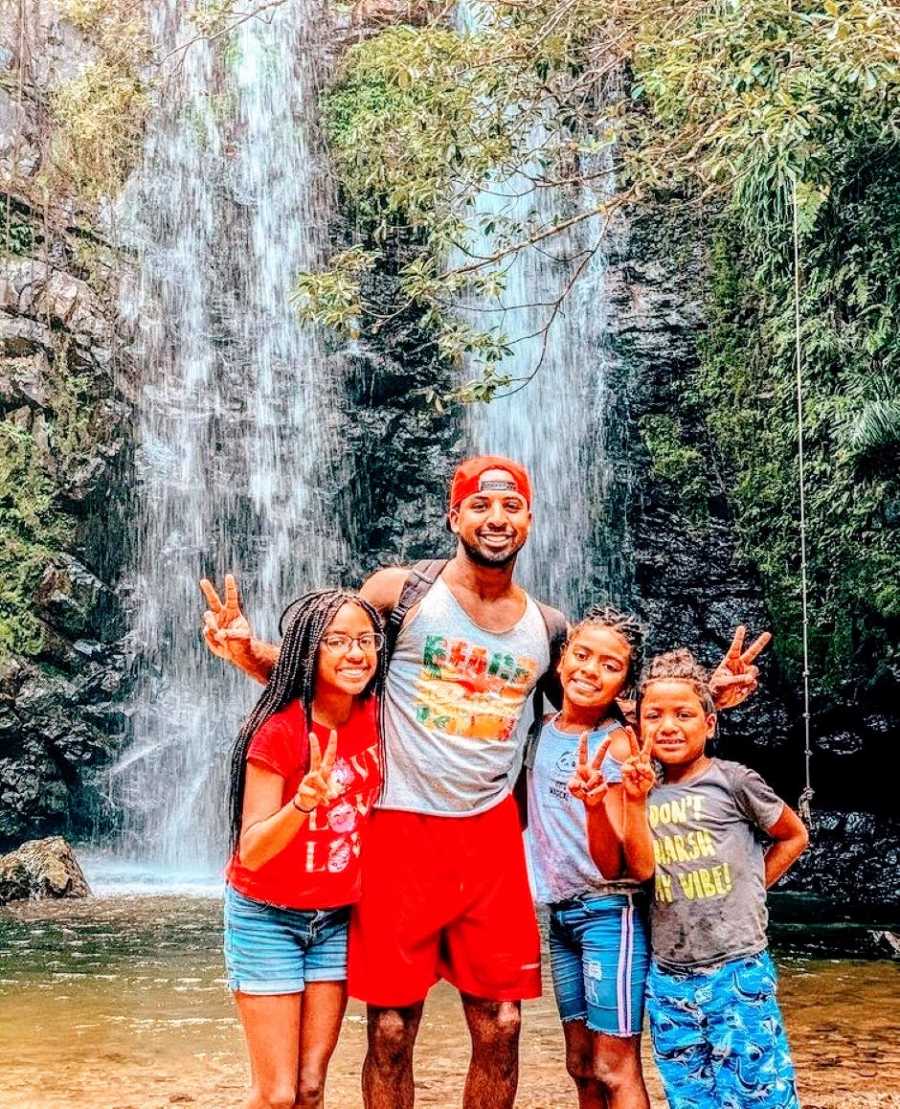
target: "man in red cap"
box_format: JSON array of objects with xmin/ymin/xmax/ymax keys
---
[
  {"xmin": 200, "ymin": 455, "xmax": 762, "ymax": 1108},
  {"xmin": 203, "ymin": 455, "xmax": 555, "ymax": 1107}
]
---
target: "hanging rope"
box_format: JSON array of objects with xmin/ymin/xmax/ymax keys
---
[{"xmin": 791, "ymin": 176, "xmax": 814, "ymax": 825}]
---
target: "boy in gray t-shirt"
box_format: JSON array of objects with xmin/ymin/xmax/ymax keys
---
[{"xmin": 624, "ymin": 648, "xmax": 809, "ymax": 1109}]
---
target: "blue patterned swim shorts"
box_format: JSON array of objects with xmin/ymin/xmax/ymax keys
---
[{"xmin": 646, "ymin": 950, "xmax": 799, "ymax": 1108}]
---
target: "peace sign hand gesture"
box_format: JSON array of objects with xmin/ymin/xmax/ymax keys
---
[
  {"xmin": 200, "ymin": 574, "xmax": 252, "ymax": 664},
  {"xmin": 620, "ymin": 726, "xmax": 655, "ymax": 801},
  {"xmin": 294, "ymin": 730, "xmax": 339, "ymax": 814},
  {"xmin": 568, "ymin": 732, "xmax": 613, "ymax": 809},
  {"xmin": 709, "ymin": 625, "xmax": 772, "ymax": 710}
]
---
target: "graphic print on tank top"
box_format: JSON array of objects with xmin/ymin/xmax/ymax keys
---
[
  {"xmin": 414, "ymin": 632, "xmax": 541, "ymax": 742},
  {"xmin": 381, "ymin": 578, "xmax": 551, "ymax": 815}
]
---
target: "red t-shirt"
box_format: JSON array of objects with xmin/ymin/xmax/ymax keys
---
[{"xmin": 226, "ymin": 697, "xmax": 381, "ymax": 910}]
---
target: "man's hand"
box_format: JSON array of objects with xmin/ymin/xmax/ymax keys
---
[
  {"xmin": 709, "ymin": 625, "xmax": 772, "ymax": 710},
  {"xmin": 568, "ymin": 732, "xmax": 613, "ymax": 809},
  {"xmin": 200, "ymin": 574, "xmax": 252, "ymax": 663},
  {"xmin": 620, "ymin": 726, "xmax": 655, "ymax": 801},
  {"xmin": 294, "ymin": 730, "xmax": 339, "ymax": 813}
]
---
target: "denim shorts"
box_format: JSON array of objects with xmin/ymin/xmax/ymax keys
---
[
  {"xmin": 223, "ymin": 885, "xmax": 350, "ymax": 995},
  {"xmin": 548, "ymin": 892, "xmax": 650, "ymax": 1037}
]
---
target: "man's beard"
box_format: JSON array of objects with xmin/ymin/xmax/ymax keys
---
[{"xmin": 460, "ymin": 535, "xmax": 525, "ymax": 569}]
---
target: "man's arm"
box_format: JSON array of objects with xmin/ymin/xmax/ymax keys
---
[
  {"xmin": 200, "ymin": 567, "xmax": 410, "ymax": 686},
  {"xmin": 709, "ymin": 625, "xmax": 772, "ymax": 710},
  {"xmin": 200, "ymin": 575, "xmax": 276, "ymax": 685},
  {"xmin": 764, "ymin": 805, "xmax": 809, "ymax": 887}
]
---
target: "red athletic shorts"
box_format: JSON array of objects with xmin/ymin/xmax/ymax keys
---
[{"xmin": 348, "ymin": 795, "xmax": 541, "ymax": 1007}]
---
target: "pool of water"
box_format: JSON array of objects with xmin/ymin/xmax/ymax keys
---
[{"xmin": 1, "ymin": 891, "xmax": 898, "ymax": 1108}]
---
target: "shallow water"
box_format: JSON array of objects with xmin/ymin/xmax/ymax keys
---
[{"xmin": 2, "ymin": 893, "xmax": 898, "ymax": 1108}]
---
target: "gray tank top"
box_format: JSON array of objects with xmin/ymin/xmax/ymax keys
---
[
  {"xmin": 379, "ymin": 577, "xmax": 551, "ymax": 815},
  {"xmin": 526, "ymin": 715, "xmax": 640, "ymax": 904}
]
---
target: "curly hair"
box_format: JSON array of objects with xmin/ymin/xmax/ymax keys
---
[
  {"xmin": 637, "ymin": 648, "xmax": 716, "ymax": 714},
  {"xmin": 226, "ymin": 589, "xmax": 387, "ymax": 853},
  {"xmin": 566, "ymin": 603, "xmax": 645, "ymax": 693}
]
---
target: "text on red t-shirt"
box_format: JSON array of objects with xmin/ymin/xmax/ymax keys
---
[{"xmin": 226, "ymin": 696, "xmax": 381, "ymax": 910}]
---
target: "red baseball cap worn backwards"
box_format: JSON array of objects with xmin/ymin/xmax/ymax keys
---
[{"xmin": 449, "ymin": 455, "xmax": 533, "ymax": 508}]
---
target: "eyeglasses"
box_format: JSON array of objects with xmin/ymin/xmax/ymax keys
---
[{"xmin": 321, "ymin": 632, "xmax": 385, "ymax": 655}]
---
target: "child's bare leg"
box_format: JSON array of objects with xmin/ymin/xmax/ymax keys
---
[
  {"xmin": 562, "ymin": 1019, "xmax": 607, "ymax": 1108},
  {"xmin": 234, "ymin": 991, "xmax": 302, "ymax": 1109},
  {"xmin": 592, "ymin": 1033, "xmax": 650, "ymax": 1109},
  {"xmin": 295, "ymin": 981, "xmax": 346, "ymax": 1107}
]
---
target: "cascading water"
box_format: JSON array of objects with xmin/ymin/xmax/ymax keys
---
[
  {"xmin": 107, "ymin": 0, "xmax": 345, "ymax": 872},
  {"xmin": 457, "ymin": 3, "xmax": 626, "ymax": 618}
]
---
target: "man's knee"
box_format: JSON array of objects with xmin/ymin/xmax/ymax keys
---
[
  {"xmin": 470, "ymin": 1001, "xmax": 522, "ymax": 1053},
  {"xmin": 367, "ymin": 1007, "xmax": 419, "ymax": 1068}
]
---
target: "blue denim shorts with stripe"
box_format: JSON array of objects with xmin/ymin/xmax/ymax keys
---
[
  {"xmin": 223, "ymin": 885, "xmax": 349, "ymax": 995},
  {"xmin": 548, "ymin": 892, "xmax": 650, "ymax": 1037}
]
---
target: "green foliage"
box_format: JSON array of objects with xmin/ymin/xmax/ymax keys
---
[
  {"xmin": 49, "ymin": 61, "xmax": 148, "ymax": 202},
  {"xmin": 188, "ymin": 0, "xmax": 240, "ymax": 36},
  {"xmin": 1, "ymin": 213, "xmax": 35, "ymax": 257},
  {"xmin": 45, "ymin": 0, "xmax": 151, "ymax": 202},
  {"xmin": 300, "ymin": 14, "xmax": 609, "ymax": 392},
  {"xmin": 321, "ymin": 25, "xmax": 505, "ymax": 237},
  {"xmin": 305, "ymin": 0, "xmax": 900, "ymax": 395},
  {"xmin": 848, "ymin": 398, "xmax": 900, "ymax": 458},
  {"xmin": 306, "ymin": 0, "xmax": 899, "ymax": 692},
  {"xmin": 696, "ymin": 191, "xmax": 900, "ymax": 695},
  {"xmin": 630, "ymin": 0, "xmax": 899, "ymax": 205},
  {"xmin": 639, "ymin": 414, "xmax": 709, "ymax": 524},
  {"xmin": 0, "ymin": 424, "xmax": 65, "ymax": 658},
  {"xmin": 292, "ymin": 246, "xmax": 375, "ymax": 338}
]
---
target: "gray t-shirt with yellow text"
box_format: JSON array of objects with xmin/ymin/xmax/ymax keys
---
[{"xmin": 648, "ymin": 758, "xmax": 785, "ymax": 971}]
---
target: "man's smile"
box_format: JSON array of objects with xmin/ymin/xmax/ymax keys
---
[{"xmin": 479, "ymin": 531, "xmax": 515, "ymax": 547}]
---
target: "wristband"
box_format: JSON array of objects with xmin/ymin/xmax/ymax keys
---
[{"xmin": 292, "ymin": 796, "xmax": 315, "ymax": 814}]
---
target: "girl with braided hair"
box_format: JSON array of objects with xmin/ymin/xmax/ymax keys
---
[
  {"xmin": 523, "ymin": 604, "xmax": 655, "ymax": 1109},
  {"xmin": 223, "ymin": 588, "xmax": 386, "ymax": 1109}
]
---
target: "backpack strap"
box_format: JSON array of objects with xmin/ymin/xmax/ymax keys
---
[
  {"xmin": 520, "ymin": 601, "xmax": 569, "ymax": 774},
  {"xmin": 534, "ymin": 601, "xmax": 568, "ymax": 711},
  {"xmin": 522, "ymin": 709, "xmax": 550, "ymax": 771},
  {"xmin": 384, "ymin": 558, "xmax": 448, "ymax": 661}
]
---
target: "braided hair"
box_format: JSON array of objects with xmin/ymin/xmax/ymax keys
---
[
  {"xmin": 226, "ymin": 588, "xmax": 388, "ymax": 853},
  {"xmin": 637, "ymin": 648, "xmax": 716, "ymax": 715},
  {"xmin": 567, "ymin": 603, "xmax": 646, "ymax": 694}
]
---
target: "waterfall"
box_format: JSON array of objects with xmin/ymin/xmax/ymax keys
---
[
  {"xmin": 107, "ymin": 0, "xmax": 344, "ymax": 871},
  {"xmin": 457, "ymin": 3, "xmax": 625, "ymax": 618}
]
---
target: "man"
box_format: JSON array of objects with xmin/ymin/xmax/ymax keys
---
[{"xmin": 201, "ymin": 454, "xmax": 765, "ymax": 1108}]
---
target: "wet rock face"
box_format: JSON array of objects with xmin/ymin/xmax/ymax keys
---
[
  {"xmin": 0, "ymin": 247, "xmax": 133, "ymax": 848},
  {"xmin": 602, "ymin": 203, "xmax": 896, "ymax": 904},
  {"xmin": 0, "ymin": 20, "xmax": 134, "ymax": 849},
  {"xmin": 334, "ymin": 258, "xmax": 461, "ymax": 584},
  {"xmin": 0, "ymin": 835, "xmax": 91, "ymax": 903},
  {"xmin": 784, "ymin": 810, "xmax": 900, "ymax": 909}
]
